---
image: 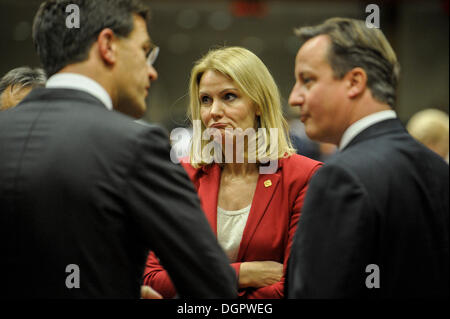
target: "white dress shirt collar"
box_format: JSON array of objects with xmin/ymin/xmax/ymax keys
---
[
  {"xmin": 339, "ymin": 110, "xmax": 397, "ymax": 150},
  {"xmin": 46, "ymin": 73, "xmax": 113, "ymax": 110}
]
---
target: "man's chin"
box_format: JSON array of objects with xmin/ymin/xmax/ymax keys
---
[
  {"xmin": 306, "ymin": 130, "xmax": 335, "ymax": 145},
  {"xmin": 131, "ymin": 105, "xmax": 146, "ymax": 119},
  {"xmin": 116, "ymin": 102, "xmax": 146, "ymax": 119},
  {"xmin": 305, "ymin": 127, "xmax": 323, "ymax": 144}
]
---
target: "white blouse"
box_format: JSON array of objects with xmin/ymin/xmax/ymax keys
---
[{"xmin": 217, "ymin": 204, "xmax": 251, "ymax": 263}]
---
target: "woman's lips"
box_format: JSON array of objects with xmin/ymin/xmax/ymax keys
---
[{"xmin": 209, "ymin": 123, "xmax": 229, "ymax": 129}]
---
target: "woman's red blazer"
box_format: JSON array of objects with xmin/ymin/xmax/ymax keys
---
[{"xmin": 143, "ymin": 154, "xmax": 322, "ymax": 298}]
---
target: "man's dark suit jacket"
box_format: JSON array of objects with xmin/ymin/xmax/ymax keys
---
[
  {"xmin": 287, "ymin": 118, "xmax": 449, "ymax": 298},
  {"xmin": 0, "ymin": 88, "xmax": 237, "ymax": 298}
]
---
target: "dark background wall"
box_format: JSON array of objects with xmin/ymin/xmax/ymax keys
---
[{"xmin": 1, "ymin": 0, "xmax": 448, "ymax": 131}]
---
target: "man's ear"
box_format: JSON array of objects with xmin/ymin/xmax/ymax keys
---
[
  {"xmin": 345, "ymin": 67, "xmax": 367, "ymax": 98},
  {"xmin": 97, "ymin": 28, "xmax": 117, "ymax": 65}
]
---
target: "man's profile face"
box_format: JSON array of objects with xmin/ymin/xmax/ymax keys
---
[
  {"xmin": 0, "ymin": 85, "xmax": 32, "ymax": 110},
  {"xmin": 114, "ymin": 15, "xmax": 158, "ymax": 118},
  {"xmin": 288, "ymin": 35, "xmax": 349, "ymax": 145}
]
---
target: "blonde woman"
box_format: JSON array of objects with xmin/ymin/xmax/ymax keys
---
[{"xmin": 144, "ymin": 47, "xmax": 321, "ymax": 298}]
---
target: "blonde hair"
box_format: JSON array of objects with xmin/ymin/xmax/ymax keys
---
[
  {"xmin": 188, "ymin": 46, "xmax": 295, "ymax": 168},
  {"xmin": 407, "ymin": 108, "xmax": 449, "ymax": 159}
]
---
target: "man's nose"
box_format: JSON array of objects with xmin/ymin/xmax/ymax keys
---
[
  {"xmin": 148, "ymin": 64, "xmax": 158, "ymax": 82},
  {"xmin": 288, "ymin": 83, "xmax": 304, "ymax": 108},
  {"xmin": 210, "ymin": 100, "xmax": 224, "ymax": 119}
]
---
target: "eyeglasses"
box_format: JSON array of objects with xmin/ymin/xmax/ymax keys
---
[{"xmin": 147, "ymin": 46, "xmax": 160, "ymax": 66}]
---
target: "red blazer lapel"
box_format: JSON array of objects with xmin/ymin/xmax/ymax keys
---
[
  {"xmin": 197, "ymin": 164, "xmax": 221, "ymax": 235},
  {"xmin": 237, "ymin": 171, "xmax": 281, "ymax": 260}
]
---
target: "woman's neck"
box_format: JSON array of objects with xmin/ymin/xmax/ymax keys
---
[{"xmin": 222, "ymin": 162, "xmax": 259, "ymax": 176}]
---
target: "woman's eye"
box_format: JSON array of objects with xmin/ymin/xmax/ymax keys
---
[
  {"xmin": 200, "ymin": 96, "xmax": 211, "ymax": 104},
  {"xmin": 224, "ymin": 93, "xmax": 237, "ymax": 101}
]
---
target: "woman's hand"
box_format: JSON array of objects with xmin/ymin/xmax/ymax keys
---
[
  {"xmin": 238, "ymin": 261, "xmax": 283, "ymax": 289},
  {"xmin": 141, "ymin": 285, "xmax": 163, "ymax": 299}
]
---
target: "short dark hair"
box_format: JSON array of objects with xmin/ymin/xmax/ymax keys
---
[
  {"xmin": 295, "ymin": 18, "xmax": 400, "ymax": 108},
  {"xmin": 32, "ymin": 0, "xmax": 150, "ymax": 76},
  {"xmin": 0, "ymin": 66, "xmax": 47, "ymax": 96}
]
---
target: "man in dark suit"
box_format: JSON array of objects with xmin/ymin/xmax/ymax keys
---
[
  {"xmin": 0, "ymin": 0, "xmax": 237, "ymax": 298},
  {"xmin": 286, "ymin": 18, "xmax": 449, "ymax": 298}
]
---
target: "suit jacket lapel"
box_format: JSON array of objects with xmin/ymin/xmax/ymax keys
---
[
  {"xmin": 237, "ymin": 170, "xmax": 281, "ymax": 260},
  {"xmin": 197, "ymin": 164, "xmax": 221, "ymax": 235}
]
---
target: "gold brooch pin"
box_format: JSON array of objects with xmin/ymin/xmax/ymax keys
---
[{"xmin": 264, "ymin": 179, "xmax": 272, "ymax": 187}]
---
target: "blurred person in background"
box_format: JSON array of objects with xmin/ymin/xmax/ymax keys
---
[
  {"xmin": 407, "ymin": 108, "xmax": 449, "ymax": 162},
  {"xmin": 0, "ymin": 66, "xmax": 46, "ymax": 110}
]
